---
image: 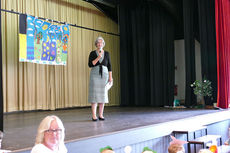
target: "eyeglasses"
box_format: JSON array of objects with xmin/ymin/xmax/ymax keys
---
[{"xmin": 45, "ymin": 129, "xmax": 62, "ymax": 134}]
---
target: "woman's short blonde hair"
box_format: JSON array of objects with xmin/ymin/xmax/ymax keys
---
[
  {"xmin": 35, "ymin": 115, "xmax": 65, "ymax": 145},
  {"xmin": 95, "ymin": 36, "xmax": 105, "ymax": 47}
]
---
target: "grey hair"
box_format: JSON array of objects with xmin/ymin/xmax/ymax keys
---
[
  {"xmin": 35, "ymin": 115, "xmax": 65, "ymax": 145},
  {"xmin": 95, "ymin": 36, "xmax": 105, "ymax": 47}
]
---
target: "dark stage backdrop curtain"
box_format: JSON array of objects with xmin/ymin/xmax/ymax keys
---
[
  {"xmin": 183, "ymin": 0, "xmax": 196, "ymax": 106},
  {"xmin": 119, "ymin": 1, "xmax": 175, "ymax": 106},
  {"xmin": 197, "ymin": 0, "xmax": 217, "ymax": 106},
  {"xmin": 215, "ymin": 0, "xmax": 230, "ymax": 108}
]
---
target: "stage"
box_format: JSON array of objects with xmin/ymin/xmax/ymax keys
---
[{"xmin": 2, "ymin": 106, "xmax": 230, "ymax": 153}]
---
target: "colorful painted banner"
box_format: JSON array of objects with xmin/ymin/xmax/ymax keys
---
[{"xmin": 19, "ymin": 15, "xmax": 69, "ymax": 65}]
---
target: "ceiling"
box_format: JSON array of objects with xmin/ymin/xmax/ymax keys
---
[
  {"xmin": 83, "ymin": 0, "xmax": 183, "ymax": 22},
  {"xmin": 83, "ymin": 0, "xmax": 185, "ymax": 39},
  {"xmin": 82, "ymin": 0, "xmax": 118, "ymax": 23}
]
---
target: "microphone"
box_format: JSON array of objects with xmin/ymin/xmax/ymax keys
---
[{"xmin": 99, "ymin": 47, "xmax": 102, "ymax": 53}]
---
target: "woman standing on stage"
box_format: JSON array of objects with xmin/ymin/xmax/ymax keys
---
[{"xmin": 88, "ymin": 36, "xmax": 113, "ymax": 121}]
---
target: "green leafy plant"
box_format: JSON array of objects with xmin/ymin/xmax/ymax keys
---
[{"xmin": 190, "ymin": 79, "xmax": 212, "ymax": 98}]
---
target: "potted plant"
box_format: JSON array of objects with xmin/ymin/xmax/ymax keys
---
[{"xmin": 190, "ymin": 79, "xmax": 213, "ymax": 105}]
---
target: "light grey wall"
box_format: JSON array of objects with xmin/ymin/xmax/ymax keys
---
[{"xmin": 174, "ymin": 40, "xmax": 202, "ymax": 102}]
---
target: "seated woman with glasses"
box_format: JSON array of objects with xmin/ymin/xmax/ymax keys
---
[{"xmin": 31, "ymin": 115, "xmax": 67, "ymax": 153}]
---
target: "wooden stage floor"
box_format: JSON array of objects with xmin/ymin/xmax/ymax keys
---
[{"xmin": 1, "ymin": 106, "xmax": 226, "ymax": 152}]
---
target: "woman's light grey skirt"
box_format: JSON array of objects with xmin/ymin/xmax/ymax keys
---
[{"xmin": 88, "ymin": 65, "xmax": 109, "ymax": 103}]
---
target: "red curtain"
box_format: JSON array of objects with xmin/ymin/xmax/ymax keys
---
[{"xmin": 215, "ymin": 0, "xmax": 230, "ymax": 108}]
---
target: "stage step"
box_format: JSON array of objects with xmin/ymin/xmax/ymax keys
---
[{"xmin": 188, "ymin": 135, "xmax": 222, "ymax": 153}]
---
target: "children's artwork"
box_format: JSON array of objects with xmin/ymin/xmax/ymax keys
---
[{"xmin": 19, "ymin": 14, "xmax": 70, "ymax": 65}]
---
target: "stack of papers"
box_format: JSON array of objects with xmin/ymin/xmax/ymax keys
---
[{"xmin": 105, "ymin": 81, "xmax": 113, "ymax": 91}]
